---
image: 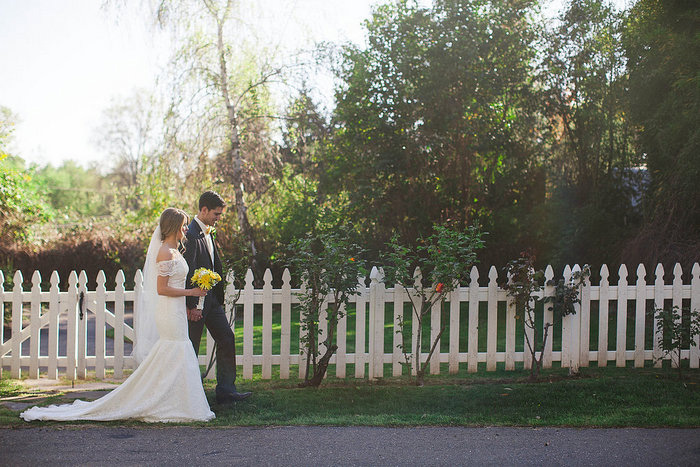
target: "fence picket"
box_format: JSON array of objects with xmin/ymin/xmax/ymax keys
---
[
  {"xmin": 113, "ymin": 270, "xmax": 125, "ymax": 378},
  {"xmin": 598, "ymin": 265, "xmax": 610, "ymax": 367},
  {"xmin": 355, "ymin": 275, "xmax": 367, "ymax": 378},
  {"xmin": 65, "ymin": 272, "xmax": 79, "ymax": 380},
  {"xmin": 262, "ymin": 269, "xmax": 273, "ymax": 380},
  {"xmin": 616, "ymin": 264, "xmax": 629, "ymax": 367},
  {"xmin": 243, "ymin": 269, "xmax": 254, "ymax": 380},
  {"xmin": 410, "ymin": 268, "xmax": 421, "ymax": 376},
  {"xmin": 280, "ymin": 269, "xmax": 292, "ymax": 379},
  {"xmin": 579, "ymin": 265, "xmax": 591, "ymax": 367},
  {"xmin": 95, "ymin": 271, "xmax": 107, "ymax": 379},
  {"xmin": 467, "ymin": 267, "xmax": 479, "ymax": 373},
  {"xmin": 486, "ymin": 267, "xmax": 498, "ymax": 371},
  {"xmin": 448, "ymin": 285, "xmax": 460, "ymax": 374},
  {"xmin": 369, "ymin": 267, "xmax": 385, "ymax": 380},
  {"xmin": 77, "ymin": 271, "xmax": 88, "ymax": 379},
  {"xmin": 653, "ymin": 264, "xmax": 664, "ymax": 368},
  {"xmin": 505, "ymin": 272, "xmax": 516, "ymax": 371},
  {"xmin": 671, "ymin": 263, "xmax": 683, "ymax": 368},
  {"xmin": 11, "ymin": 270, "xmax": 23, "ymax": 378},
  {"xmin": 29, "ymin": 271, "xmax": 41, "ymax": 378},
  {"xmin": 392, "ymin": 283, "xmax": 404, "ymax": 377},
  {"xmin": 298, "ymin": 279, "xmax": 308, "ymax": 380},
  {"xmin": 561, "ymin": 265, "xmax": 571, "ymax": 368},
  {"xmin": 634, "ymin": 264, "xmax": 646, "ymax": 367},
  {"xmin": 543, "ymin": 266, "xmax": 554, "ymax": 369},
  {"xmin": 47, "ymin": 271, "xmax": 60, "ymax": 379},
  {"xmin": 430, "ymin": 290, "xmax": 441, "ymax": 375}
]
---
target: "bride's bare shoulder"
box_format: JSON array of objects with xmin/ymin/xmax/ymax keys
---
[{"xmin": 156, "ymin": 244, "xmax": 175, "ymax": 263}]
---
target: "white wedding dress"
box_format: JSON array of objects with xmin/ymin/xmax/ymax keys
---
[{"xmin": 20, "ymin": 250, "xmax": 215, "ymax": 423}]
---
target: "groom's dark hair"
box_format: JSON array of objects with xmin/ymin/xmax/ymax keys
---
[{"xmin": 199, "ymin": 190, "xmax": 226, "ymax": 210}]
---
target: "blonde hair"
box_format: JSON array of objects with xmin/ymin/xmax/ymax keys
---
[{"xmin": 159, "ymin": 208, "xmax": 188, "ymax": 242}]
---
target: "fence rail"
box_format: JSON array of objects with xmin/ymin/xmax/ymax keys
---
[{"xmin": 2, "ymin": 263, "xmax": 699, "ymax": 381}]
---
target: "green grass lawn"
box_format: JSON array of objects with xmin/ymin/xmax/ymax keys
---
[{"xmin": 2, "ymin": 366, "xmax": 698, "ymax": 428}]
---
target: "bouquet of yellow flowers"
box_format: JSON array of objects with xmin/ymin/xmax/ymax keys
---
[{"xmin": 190, "ymin": 268, "xmax": 222, "ymax": 309}]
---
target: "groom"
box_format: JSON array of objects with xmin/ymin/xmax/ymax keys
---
[{"xmin": 184, "ymin": 190, "xmax": 251, "ymax": 403}]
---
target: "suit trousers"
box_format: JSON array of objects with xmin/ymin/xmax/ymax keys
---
[{"xmin": 188, "ymin": 304, "xmax": 238, "ymax": 395}]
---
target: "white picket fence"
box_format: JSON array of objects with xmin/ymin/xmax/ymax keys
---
[{"xmin": 2, "ymin": 263, "xmax": 699, "ymax": 381}]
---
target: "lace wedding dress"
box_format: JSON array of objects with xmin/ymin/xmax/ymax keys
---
[{"xmin": 20, "ymin": 249, "xmax": 215, "ymax": 423}]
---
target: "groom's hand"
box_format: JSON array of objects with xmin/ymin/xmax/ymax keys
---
[{"xmin": 187, "ymin": 307, "xmax": 203, "ymax": 321}]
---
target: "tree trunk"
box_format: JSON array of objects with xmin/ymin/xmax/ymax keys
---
[{"xmin": 215, "ymin": 9, "xmax": 258, "ymax": 261}]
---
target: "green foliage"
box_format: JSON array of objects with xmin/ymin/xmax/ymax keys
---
[
  {"xmin": 503, "ymin": 251, "xmax": 590, "ymax": 380},
  {"xmin": 653, "ymin": 305, "xmax": 700, "ymax": 379},
  {"xmin": 321, "ymin": 0, "xmax": 541, "ymax": 257},
  {"xmin": 288, "ymin": 227, "xmax": 366, "ymax": 387},
  {"xmin": 622, "ymin": 0, "xmax": 700, "ymax": 265},
  {"xmin": 0, "ymin": 154, "xmax": 51, "ymax": 243},
  {"xmin": 382, "ymin": 224, "xmax": 485, "ymax": 385}
]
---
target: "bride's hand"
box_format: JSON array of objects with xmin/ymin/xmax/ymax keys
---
[{"xmin": 189, "ymin": 287, "xmax": 208, "ymax": 297}]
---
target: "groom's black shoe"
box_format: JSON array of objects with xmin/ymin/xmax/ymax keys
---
[{"xmin": 216, "ymin": 390, "xmax": 252, "ymax": 404}]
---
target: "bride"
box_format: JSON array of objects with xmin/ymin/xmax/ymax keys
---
[{"xmin": 21, "ymin": 208, "xmax": 215, "ymax": 422}]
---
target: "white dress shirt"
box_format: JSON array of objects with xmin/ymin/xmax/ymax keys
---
[{"xmin": 194, "ymin": 216, "xmax": 215, "ymax": 265}]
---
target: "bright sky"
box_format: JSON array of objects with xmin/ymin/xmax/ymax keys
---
[
  {"xmin": 0, "ymin": 0, "xmax": 380, "ymax": 168},
  {"xmin": 0, "ymin": 0, "xmax": 627, "ymax": 169}
]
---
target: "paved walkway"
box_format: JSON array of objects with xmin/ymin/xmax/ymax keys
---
[
  {"xmin": 2, "ymin": 380, "xmax": 699, "ymax": 466},
  {"xmin": 1, "ymin": 426, "xmax": 699, "ymax": 466}
]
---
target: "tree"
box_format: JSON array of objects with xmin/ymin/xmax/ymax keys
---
[
  {"xmin": 503, "ymin": 251, "xmax": 590, "ymax": 381},
  {"xmin": 94, "ymin": 89, "xmax": 163, "ymax": 198},
  {"xmin": 321, "ymin": 0, "xmax": 541, "ymax": 262},
  {"xmin": 538, "ymin": 0, "xmax": 641, "ymax": 267},
  {"xmin": 147, "ymin": 0, "xmax": 291, "ymax": 266},
  {"xmin": 288, "ymin": 228, "xmax": 366, "ymax": 387},
  {"xmin": 382, "ymin": 224, "xmax": 485, "ymax": 386},
  {"xmin": 622, "ymin": 0, "xmax": 700, "ymax": 267}
]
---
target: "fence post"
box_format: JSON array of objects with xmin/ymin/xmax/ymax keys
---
[
  {"xmin": 467, "ymin": 266, "xmax": 479, "ymax": 373},
  {"xmin": 543, "ymin": 266, "xmax": 554, "ymax": 369},
  {"xmin": 486, "ymin": 266, "xmax": 498, "ymax": 371},
  {"xmin": 262, "ymin": 269, "xmax": 273, "ymax": 380},
  {"xmin": 280, "ymin": 268, "xmax": 291, "ymax": 379},
  {"xmin": 243, "ymin": 269, "xmax": 254, "ymax": 380},
  {"xmin": 65, "ymin": 271, "xmax": 79, "ymax": 381},
  {"xmin": 95, "ymin": 271, "xmax": 107, "ymax": 379},
  {"xmin": 29, "ymin": 271, "xmax": 41, "ymax": 379},
  {"xmin": 634, "ymin": 264, "xmax": 647, "ymax": 367},
  {"xmin": 598, "ymin": 264, "xmax": 610, "ymax": 367},
  {"xmin": 11, "ymin": 270, "xmax": 23, "ymax": 379},
  {"xmin": 691, "ymin": 263, "xmax": 700, "ymax": 369},
  {"xmin": 113, "ymin": 270, "xmax": 125, "ymax": 379},
  {"xmin": 653, "ymin": 264, "xmax": 664, "ymax": 368}
]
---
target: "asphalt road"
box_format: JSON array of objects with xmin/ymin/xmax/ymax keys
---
[{"xmin": 1, "ymin": 426, "xmax": 699, "ymax": 466}]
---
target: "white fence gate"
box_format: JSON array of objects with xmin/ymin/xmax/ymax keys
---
[{"xmin": 2, "ymin": 263, "xmax": 699, "ymax": 381}]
